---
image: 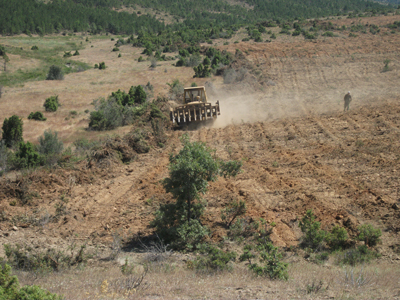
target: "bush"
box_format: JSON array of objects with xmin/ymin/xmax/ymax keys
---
[
  {"xmin": 46, "ymin": 65, "xmax": 64, "ymax": 80},
  {"xmin": 89, "ymin": 98, "xmax": 123, "ymax": 130},
  {"xmin": 4, "ymin": 243, "xmax": 89, "ymax": 272},
  {"xmin": 0, "ymin": 263, "xmax": 62, "ymax": 300},
  {"xmin": 336, "ymin": 245, "xmax": 380, "ymax": 266},
  {"xmin": 357, "ymin": 224, "xmax": 381, "ymax": 247},
  {"xmin": 133, "ymin": 85, "xmax": 147, "ymax": 104},
  {"xmin": 98, "ymin": 62, "xmax": 106, "ymax": 70},
  {"xmin": 299, "ymin": 210, "xmax": 326, "ymax": 251},
  {"xmin": 112, "ymin": 47, "xmax": 119, "ymax": 52},
  {"xmin": 63, "ymin": 51, "xmax": 72, "ymax": 58},
  {"xmin": 2, "ymin": 115, "xmax": 23, "ymax": 147},
  {"xmin": 43, "ymin": 95, "xmax": 60, "ymax": 112},
  {"xmin": 192, "ymin": 244, "xmax": 236, "ymax": 271},
  {"xmin": 326, "ymin": 225, "xmax": 348, "ymax": 250},
  {"xmin": 138, "ymin": 56, "xmax": 144, "ymax": 62},
  {"xmin": 0, "ymin": 140, "xmax": 10, "ymax": 175},
  {"xmin": 13, "ymin": 141, "xmax": 43, "ymax": 169},
  {"xmin": 38, "ymin": 130, "xmax": 63, "ymax": 165},
  {"xmin": 31, "ymin": 45, "xmax": 39, "ymax": 50},
  {"xmin": 322, "ymin": 31, "xmax": 335, "ymax": 37},
  {"xmin": 167, "ymin": 79, "xmax": 184, "ymax": 100},
  {"xmin": 94, "ymin": 63, "xmax": 99, "ymax": 69},
  {"xmin": 73, "ymin": 50, "xmax": 80, "ymax": 56},
  {"xmin": 28, "ymin": 111, "xmax": 46, "ymax": 121},
  {"xmin": 240, "ymin": 241, "xmax": 288, "ymax": 280}
]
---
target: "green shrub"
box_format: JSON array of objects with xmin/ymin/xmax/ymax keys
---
[
  {"xmin": 94, "ymin": 63, "xmax": 99, "ymax": 69},
  {"xmin": 112, "ymin": 47, "xmax": 119, "ymax": 52},
  {"xmin": 383, "ymin": 59, "xmax": 391, "ymax": 72},
  {"xmin": 31, "ymin": 45, "xmax": 39, "ymax": 50},
  {"xmin": 98, "ymin": 62, "xmax": 106, "ymax": 70},
  {"xmin": 38, "ymin": 130, "xmax": 64, "ymax": 165},
  {"xmin": 118, "ymin": 53, "xmax": 121, "ymax": 58},
  {"xmin": 357, "ymin": 224, "xmax": 381, "ymax": 247},
  {"xmin": 0, "ymin": 263, "xmax": 62, "ymax": 300},
  {"xmin": 12, "ymin": 141, "xmax": 43, "ymax": 169},
  {"xmin": 326, "ymin": 225, "xmax": 348, "ymax": 250},
  {"xmin": 138, "ymin": 56, "xmax": 144, "ymax": 62},
  {"xmin": 4, "ymin": 243, "xmax": 89, "ymax": 272},
  {"xmin": 133, "ymin": 85, "xmax": 147, "ymax": 104},
  {"xmin": 150, "ymin": 103, "xmax": 165, "ymax": 119},
  {"xmin": 192, "ymin": 244, "xmax": 236, "ymax": 271},
  {"xmin": 28, "ymin": 112, "xmax": 46, "ymax": 121},
  {"xmin": 73, "ymin": 50, "xmax": 80, "ymax": 56},
  {"xmin": 240, "ymin": 241, "xmax": 288, "ymax": 280},
  {"xmin": 89, "ymin": 98, "xmax": 123, "ymax": 130},
  {"xmin": 0, "ymin": 140, "xmax": 10, "ymax": 175},
  {"xmin": 336, "ymin": 245, "xmax": 380, "ymax": 266},
  {"xmin": 299, "ymin": 210, "xmax": 326, "ymax": 251},
  {"xmin": 73, "ymin": 138, "xmax": 99, "ymax": 154},
  {"xmin": 43, "ymin": 95, "xmax": 60, "ymax": 112},
  {"xmin": 322, "ymin": 31, "xmax": 335, "ymax": 37},
  {"xmin": 310, "ymin": 251, "xmax": 330, "ymax": 264},
  {"xmin": 270, "ymin": 33, "xmax": 276, "ymax": 39},
  {"xmin": 2, "ymin": 115, "xmax": 23, "ymax": 147},
  {"xmin": 63, "ymin": 51, "xmax": 72, "ymax": 58},
  {"xmin": 46, "ymin": 65, "xmax": 64, "ymax": 80}
]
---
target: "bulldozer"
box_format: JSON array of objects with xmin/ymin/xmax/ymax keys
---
[{"xmin": 169, "ymin": 86, "xmax": 220, "ymax": 126}]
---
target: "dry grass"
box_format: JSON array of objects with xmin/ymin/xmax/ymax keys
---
[
  {"xmin": 14, "ymin": 259, "xmax": 400, "ymax": 299},
  {"xmin": 0, "ymin": 35, "xmax": 203, "ymax": 145}
]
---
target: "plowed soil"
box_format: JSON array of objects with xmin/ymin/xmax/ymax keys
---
[{"xmin": 1, "ymin": 15, "xmax": 400, "ymax": 261}]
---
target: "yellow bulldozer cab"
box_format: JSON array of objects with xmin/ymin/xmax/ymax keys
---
[
  {"xmin": 170, "ymin": 86, "xmax": 220, "ymax": 125},
  {"xmin": 183, "ymin": 86, "xmax": 208, "ymax": 104}
]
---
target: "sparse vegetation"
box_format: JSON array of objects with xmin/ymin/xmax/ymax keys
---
[{"xmin": 191, "ymin": 244, "xmax": 236, "ymax": 271}]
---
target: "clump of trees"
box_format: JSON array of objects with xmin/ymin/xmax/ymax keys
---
[
  {"xmin": 193, "ymin": 47, "xmax": 233, "ymax": 78},
  {"xmin": 1, "ymin": 116, "xmax": 64, "ymax": 172},
  {"xmin": 89, "ymin": 85, "xmax": 157, "ymax": 131},
  {"xmin": 298, "ymin": 210, "xmax": 382, "ymax": 266}
]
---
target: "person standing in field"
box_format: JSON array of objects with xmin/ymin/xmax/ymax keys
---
[{"xmin": 344, "ymin": 91, "xmax": 352, "ymax": 111}]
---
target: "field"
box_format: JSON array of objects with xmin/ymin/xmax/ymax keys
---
[{"xmin": 0, "ymin": 14, "xmax": 400, "ymax": 299}]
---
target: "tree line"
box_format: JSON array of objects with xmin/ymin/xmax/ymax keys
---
[{"xmin": 0, "ymin": 0, "xmax": 390, "ymax": 36}]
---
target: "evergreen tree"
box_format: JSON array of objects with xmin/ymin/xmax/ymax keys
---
[{"xmin": 2, "ymin": 115, "xmax": 23, "ymax": 147}]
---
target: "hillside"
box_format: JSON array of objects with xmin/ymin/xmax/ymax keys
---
[
  {"xmin": 0, "ymin": 0, "xmax": 391, "ymax": 35},
  {"xmin": 0, "ymin": 12, "xmax": 400, "ymax": 300}
]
